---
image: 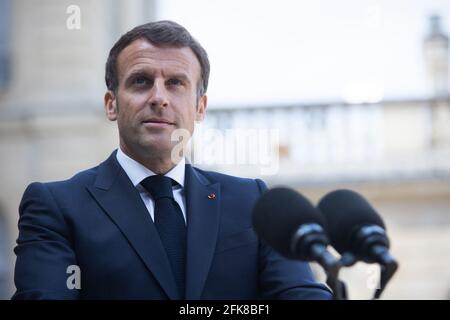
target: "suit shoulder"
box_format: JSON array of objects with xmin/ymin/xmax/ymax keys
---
[
  {"xmin": 192, "ymin": 166, "xmax": 267, "ymax": 192},
  {"xmin": 28, "ymin": 164, "xmax": 100, "ymax": 192}
]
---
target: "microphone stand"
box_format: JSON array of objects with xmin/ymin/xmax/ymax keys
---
[
  {"xmin": 371, "ymin": 245, "xmax": 399, "ymax": 299},
  {"xmin": 307, "ymin": 242, "xmax": 399, "ymax": 300},
  {"xmin": 291, "ymin": 225, "xmax": 349, "ymax": 300},
  {"xmin": 301, "ymin": 226, "xmax": 399, "ymax": 299},
  {"xmin": 353, "ymin": 226, "xmax": 400, "ymax": 299},
  {"xmin": 310, "ymin": 244, "xmax": 348, "ymax": 300},
  {"xmin": 325, "ymin": 269, "xmax": 348, "ymax": 300},
  {"xmin": 292, "ymin": 225, "xmax": 350, "ymax": 300},
  {"xmin": 336, "ymin": 250, "xmax": 399, "ymax": 300}
]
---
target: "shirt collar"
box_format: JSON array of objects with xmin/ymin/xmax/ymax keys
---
[{"xmin": 116, "ymin": 148, "xmax": 185, "ymax": 188}]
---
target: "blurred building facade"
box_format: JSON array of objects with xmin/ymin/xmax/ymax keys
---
[
  {"xmin": 198, "ymin": 15, "xmax": 450, "ymax": 299},
  {"xmin": 0, "ymin": 0, "xmax": 157, "ymax": 298},
  {"xmin": 0, "ymin": 1, "xmax": 449, "ymax": 299}
]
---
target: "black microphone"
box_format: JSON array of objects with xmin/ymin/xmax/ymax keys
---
[
  {"xmin": 317, "ymin": 189, "xmax": 399, "ymax": 298},
  {"xmin": 317, "ymin": 189, "xmax": 394, "ymax": 265},
  {"xmin": 252, "ymin": 187, "xmax": 339, "ymax": 274}
]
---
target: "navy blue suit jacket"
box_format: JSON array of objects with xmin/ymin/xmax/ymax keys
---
[{"xmin": 13, "ymin": 151, "xmax": 332, "ymax": 299}]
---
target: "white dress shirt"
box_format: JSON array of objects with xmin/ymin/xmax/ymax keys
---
[{"xmin": 116, "ymin": 148, "xmax": 187, "ymax": 224}]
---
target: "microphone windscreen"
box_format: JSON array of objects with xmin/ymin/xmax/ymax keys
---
[
  {"xmin": 317, "ymin": 189, "xmax": 385, "ymax": 254},
  {"xmin": 252, "ymin": 187, "xmax": 325, "ymax": 259}
]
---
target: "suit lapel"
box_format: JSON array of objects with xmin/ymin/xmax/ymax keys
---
[
  {"xmin": 184, "ymin": 164, "xmax": 221, "ymax": 300},
  {"xmin": 86, "ymin": 151, "xmax": 180, "ymax": 299}
]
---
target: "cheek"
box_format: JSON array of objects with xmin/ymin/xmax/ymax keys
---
[
  {"xmin": 117, "ymin": 95, "xmax": 146, "ymax": 122},
  {"xmin": 173, "ymin": 96, "xmax": 196, "ymax": 119},
  {"xmin": 181, "ymin": 106, "xmax": 197, "ymax": 126}
]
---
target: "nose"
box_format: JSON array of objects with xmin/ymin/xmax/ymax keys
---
[{"xmin": 148, "ymin": 79, "xmax": 169, "ymax": 109}]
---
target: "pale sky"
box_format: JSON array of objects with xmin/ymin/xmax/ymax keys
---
[{"xmin": 157, "ymin": 0, "xmax": 450, "ymax": 106}]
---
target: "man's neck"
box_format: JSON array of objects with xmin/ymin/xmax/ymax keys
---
[{"xmin": 119, "ymin": 145, "xmax": 177, "ymax": 175}]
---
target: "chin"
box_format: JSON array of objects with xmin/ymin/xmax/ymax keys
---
[{"xmin": 138, "ymin": 141, "xmax": 173, "ymax": 156}]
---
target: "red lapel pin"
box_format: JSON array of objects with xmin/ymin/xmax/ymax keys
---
[{"xmin": 207, "ymin": 192, "xmax": 216, "ymax": 199}]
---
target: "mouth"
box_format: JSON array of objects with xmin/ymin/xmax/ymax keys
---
[{"xmin": 142, "ymin": 118, "xmax": 175, "ymax": 127}]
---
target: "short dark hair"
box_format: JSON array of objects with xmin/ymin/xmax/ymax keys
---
[{"xmin": 105, "ymin": 20, "xmax": 210, "ymax": 96}]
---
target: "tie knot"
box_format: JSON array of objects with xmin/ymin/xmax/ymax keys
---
[{"xmin": 141, "ymin": 175, "xmax": 175, "ymax": 200}]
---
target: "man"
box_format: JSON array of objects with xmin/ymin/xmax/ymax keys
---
[{"xmin": 13, "ymin": 20, "xmax": 332, "ymax": 299}]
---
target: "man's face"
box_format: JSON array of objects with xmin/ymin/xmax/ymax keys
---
[{"xmin": 104, "ymin": 39, "xmax": 207, "ymax": 161}]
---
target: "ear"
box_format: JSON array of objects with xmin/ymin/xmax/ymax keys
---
[
  {"xmin": 104, "ymin": 90, "xmax": 118, "ymax": 121},
  {"xmin": 195, "ymin": 94, "xmax": 208, "ymax": 122}
]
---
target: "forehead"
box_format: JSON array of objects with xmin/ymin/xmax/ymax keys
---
[{"xmin": 116, "ymin": 39, "xmax": 201, "ymax": 80}]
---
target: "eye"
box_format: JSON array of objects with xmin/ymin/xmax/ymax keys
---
[
  {"xmin": 167, "ymin": 78, "xmax": 183, "ymax": 86},
  {"xmin": 132, "ymin": 76, "xmax": 150, "ymax": 87}
]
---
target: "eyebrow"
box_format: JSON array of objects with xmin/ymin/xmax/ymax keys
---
[
  {"xmin": 124, "ymin": 70, "xmax": 150, "ymax": 83},
  {"xmin": 125, "ymin": 70, "xmax": 191, "ymax": 84},
  {"xmin": 168, "ymin": 73, "xmax": 190, "ymax": 83}
]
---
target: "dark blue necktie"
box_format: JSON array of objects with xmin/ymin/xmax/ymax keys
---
[{"xmin": 140, "ymin": 175, "xmax": 186, "ymax": 298}]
